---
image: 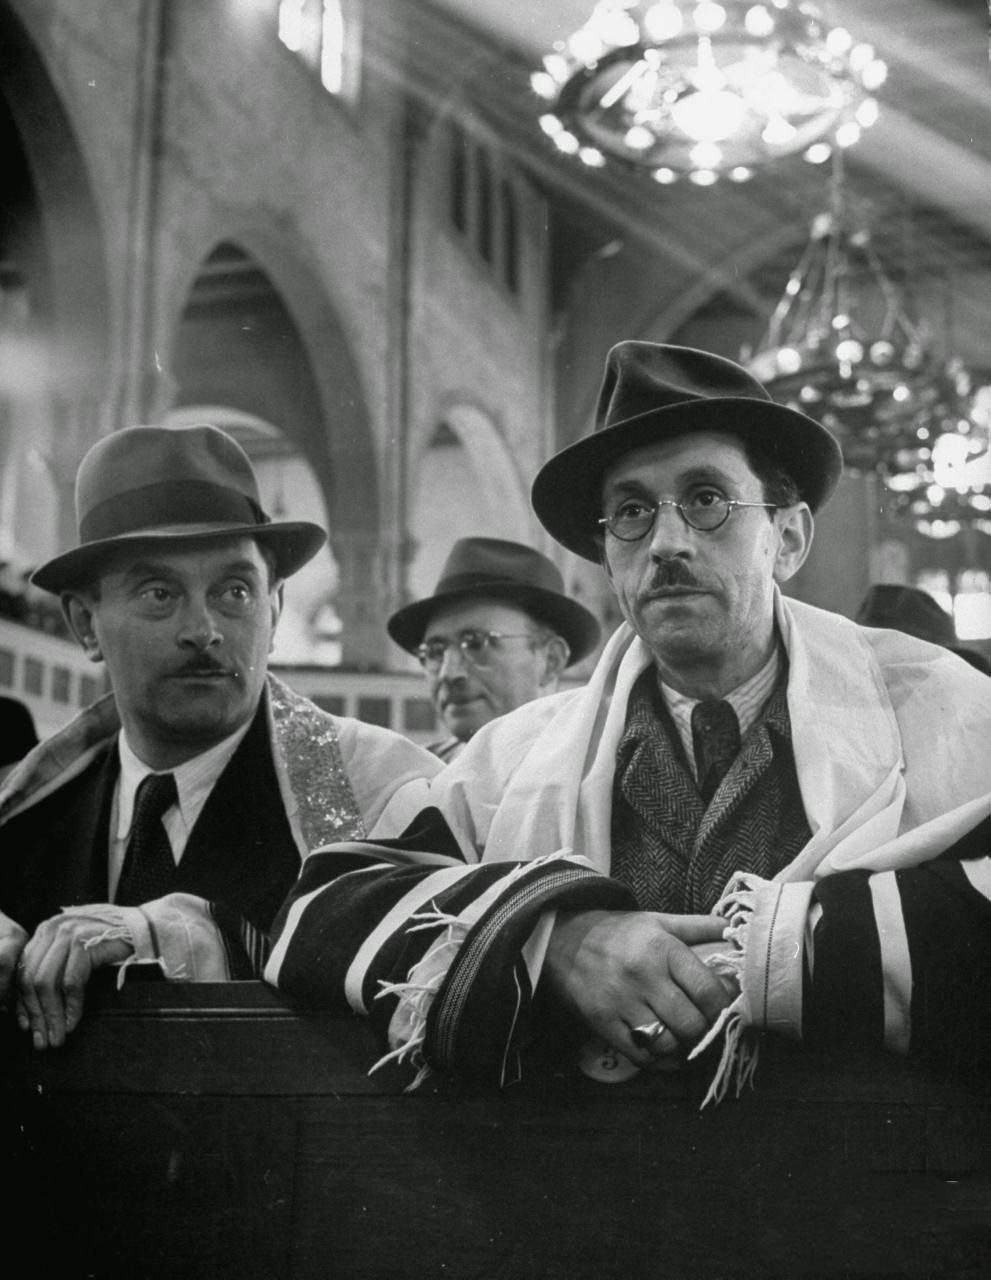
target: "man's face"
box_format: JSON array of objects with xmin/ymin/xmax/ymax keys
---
[
  {"xmin": 67, "ymin": 537, "xmax": 280, "ymax": 768},
  {"xmin": 600, "ymin": 432, "xmax": 810, "ymax": 694},
  {"xmin": 423, "ymin": 599, "xmax": 553, "ymax": 742}
]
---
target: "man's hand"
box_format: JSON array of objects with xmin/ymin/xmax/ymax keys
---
[
  {"xmin": 543, "ymin": 909, "xmax": 734, "ymax": 1068},
  {"xmin": 0, "ymin": 910, "xmax": 29, "ymax": 1004},
  {"xmin": 15, "ymin": 913, "xmax": 134, "ymax": 1049}
]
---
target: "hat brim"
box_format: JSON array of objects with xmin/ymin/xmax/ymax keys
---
[
  {"xmin": 31, "ymin": 520, "xmax": 327, "ymax": 594},
  {"xmin": 388, "ymin": 580, "xmax": 600, "ymax": 666},
  {"xmin": 531, "ymin": 397, "xmax": 843, "ymax": 562}
]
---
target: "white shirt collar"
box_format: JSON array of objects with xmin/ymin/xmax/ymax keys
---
[
  {"xmin": 660, "ymin": 646, "xmax": 782, "ymax": 773},
  {"xmin": 116, "ymin": 720, "xmax": 254, "ymax": 842}
]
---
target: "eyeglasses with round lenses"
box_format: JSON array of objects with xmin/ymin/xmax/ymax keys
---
[
  {"xmin": 415, "ymin": 629, "xmax": 536, "ymax": 672},
  {"xmin": 597, "ymin": 492, "xmax": 778, "ymax": 541}
]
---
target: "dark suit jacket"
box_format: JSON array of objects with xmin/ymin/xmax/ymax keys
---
[{"xmin": 1, "ymin": 699, "xmax": 300, "ymax": 938}]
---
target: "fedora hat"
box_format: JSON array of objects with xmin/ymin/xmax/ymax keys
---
[
  {"xmin": 855, "ymin": 582, "xmax": 991, "ymax": 674},
  {"xmin": 32, "ymin": 423, "xmax": 327, "ymax": 593},
  {"xmin": 387, "ymin": 537, "xmax": 600, "ymax": 665},
  {"xmin": 855, "ymin": 583, "xmax": 958, "ymax": 648},
  {"xmin": 531, "ymin": 341, "xmax": 844, "ymax": 562}
]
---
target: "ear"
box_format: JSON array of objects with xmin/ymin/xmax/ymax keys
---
[
  {"xmin": 773, "ymin": 504, "xmax": 814, "ymax": 583},
  {"xmin": 62, "ymin": 593, "xmax": 104, "ymax": 663},
  {"xmin": 597, "ymin": 535, "xmax": 615, "ymax": 590},
  {"xmin": 539, "ymin": 635, "xmax": 570, "ymax": 688},
  {"xmin": 267, "ymin": 582, "xmax": 284, "ymax": 652}
]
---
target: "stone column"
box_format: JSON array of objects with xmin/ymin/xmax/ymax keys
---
[{"xmin": 332, "ymin": 529, "xmax": 391, "ymax": 671}]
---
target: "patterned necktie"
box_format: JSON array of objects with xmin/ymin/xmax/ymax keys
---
[
  {"xmin": 691, "ymin": 700, "xmax": 741, "ymax": 804},
  {"xmin": 116, "ymin": 772, "xmax": 178, "ymax": 905}
]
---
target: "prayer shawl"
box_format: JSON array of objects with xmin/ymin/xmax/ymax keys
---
[
  {"xmin": 267, "ymin": 593, "xmax": 991, "ymax": 1100},
  {"xmin": 1, "ymin": 674, "xmax": 438, "ymax": 981}
]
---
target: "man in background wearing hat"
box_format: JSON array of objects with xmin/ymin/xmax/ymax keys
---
[
  {"xmin": 388, "ymin": 537, "xmax": 600, "ymax": 761},
  {"xmin": 0, "ymin": 423, "xmax": 439, "ymax": 1051},
  {"xmin": 266, "ymin": 342, "xmax": 990, "ymax": 1101},
  {"xmin": 856, "ymin": 582, "xmax": 991, "ymax": 675}
]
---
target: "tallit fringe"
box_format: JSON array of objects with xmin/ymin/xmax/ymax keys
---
[
  {"xmin": 65, "ymin": 910, "xmax": 180, "ymax": 984},
  {"xmin": 689, "ymin": 996, "xmax": 760, "ymax": 1108},
  {"xmin": 370, "ymin": 906, "xmax": 471, "ymax": 1092},
  {"xmin": 368, "ymin": 859, "xmax": 559, "ymax": 1091},
  {"xmin": 688, "ymin": 875, "xmax": 762, "ymax": 1108}
]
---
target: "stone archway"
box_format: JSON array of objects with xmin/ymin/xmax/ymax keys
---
[
  {"xmin": 170, "ymin": 240, "xmax": 381, "ymax": 667},
  {"xmin": 407, "ymin": 400, "xmax": 532, "ymax": 604},
  {"xmin": 0, "ymin": 1, "xmax": 111, "ymax": 575}
]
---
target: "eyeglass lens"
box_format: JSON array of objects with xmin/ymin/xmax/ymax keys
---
[
  {"xmin": 418, "ymin": 630, "xmax": 489, "ymax": 668},
  {"xmin": 607, "ymin": 496, "xmax": 731, "ymax": 538}
]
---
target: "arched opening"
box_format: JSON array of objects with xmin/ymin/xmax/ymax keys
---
[
  {"xmin": 170, "ymin": 241, "xmax": 376, "ymax": 666},
  {"xmin": 407, "ymin": 402, "xmax": 532, "ymax": 606},
  {"xmin": 0, "ymin": 0, "xmax": 111, "ymax": 618}
]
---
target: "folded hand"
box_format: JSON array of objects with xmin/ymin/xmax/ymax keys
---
[{"xmin": 544, "ymin": 909, "xmax": 734, "ymax": 1067}]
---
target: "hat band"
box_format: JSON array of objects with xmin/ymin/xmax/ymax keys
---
[
  {"xmin": 434, "ymin": 570, "xmax": 562, "ymax": 596},
  {"xmin": 79, "ymin": 479, "xmax": 269, "ymax": 543}
]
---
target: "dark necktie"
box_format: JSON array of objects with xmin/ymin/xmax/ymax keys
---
[
  {"xmin": 691, "ymin": 700, "xmax": 741, "ymax": 804},
  {"xmin": 116, "ymin": 772, "xmax": 178, "ymax": 905}
]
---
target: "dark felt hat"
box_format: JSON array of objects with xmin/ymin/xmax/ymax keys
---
[
  {"xmin": 856, "ymin": 583, "xmax": 990, "ymax": 673},
  {"xmin": 531, "ymin": 341, "xmax": 844, "ymax": 562},
  {"xmin": 387, "ymin": 537, "xmax": 600, "ymax": 665},
  {"xmin": 32, "ymin": 423, "xmax": 326, "ymax": 593},
  {"xmin": 856, "ymin": 584, "xmax": 958, "ymax": 647}
]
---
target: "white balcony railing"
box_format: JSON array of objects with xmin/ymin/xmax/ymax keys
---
[{"xmin": 0, "ymin": 617, "xmax": 442, "ymax": 747}]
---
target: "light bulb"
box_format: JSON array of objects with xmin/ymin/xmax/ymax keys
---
[
  {"xmin": 643, "ymin": 2, "xmax": 684, "ymax": 41},
  {"xmin": 671, "ymin": 90, "xmax": 746, "ymax": 141},
  {"xmin": 744, "ymin": 6, "xmax": 774, "ymax": 38}
]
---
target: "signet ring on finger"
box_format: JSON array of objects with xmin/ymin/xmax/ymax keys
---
[{"xmin": 631, "ymin": 1019, "xmax": 667, "ymax": 1049}]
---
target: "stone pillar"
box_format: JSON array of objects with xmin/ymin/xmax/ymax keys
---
[
  {"xmin": 332, "ymin": 529, "xmax": 390, "ymax": 671},
  {"xmin": 379, "ymin": 97, "xmax": 429, "ymax": 612},
  {"xmin": 48, "ymin": 394, "xmax": 103, "ymax": 552}
]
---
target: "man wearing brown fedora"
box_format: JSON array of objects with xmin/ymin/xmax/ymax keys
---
[
  {"xmin": 388, "ymin": 537, "xmax": 600, "ymax": 761},
  {"xmin": 0, "ymin": 423, "xmax": 439, "ymax": 1050},
  {"xmin": 268, "ymin": 342, "xmax": 990, "ymax": 1102}
]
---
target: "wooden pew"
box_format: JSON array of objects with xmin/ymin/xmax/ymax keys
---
[{"xmin": 3, "ymin": 980, "xmax": 989, "ymax": 1279}]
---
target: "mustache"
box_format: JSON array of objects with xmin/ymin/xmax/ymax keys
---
[{"xmin": 644, "ymin": 559, "xmax": 705, "ymax": 591}]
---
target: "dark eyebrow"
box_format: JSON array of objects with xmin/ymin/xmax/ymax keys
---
[
  {"xmin": 214, "ymin": 559, "xmax": 265, "ymax": 579},
  {"xmin": 675, "ymin": 466, "xmax": 737, "ymax": 488},
  {"xmin": 423, "ymin": 626, "xmax": 483, "ymax": 644},
  {"xmin": 116, "ymin": 559, "xmax": 181, "ymax": 583},
  {"xmin": 602, "ymin": 478, "xmax": 652, "ymax": 498},
  {"xmin": 603, "ymin": 465, "xmax": 740, "ymax": 498},
  {"xmin": 117, "ymin": 557, "xmax": 265, "ymax": 585}
]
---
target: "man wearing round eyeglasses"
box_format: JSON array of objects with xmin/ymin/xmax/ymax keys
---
[
  {"xmin": 269, "ymin": 343, "xmax": 990, "ymax": 1104},
  {"xmin": 387, "ymin": 538, "xmax": 601, "ymax": 760}
]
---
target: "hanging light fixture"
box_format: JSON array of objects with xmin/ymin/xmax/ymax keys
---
[
  {"xmin": 530, "ymin": 1, "xmax": 886, "ymax": 183},
  {"xmin": 744, "ymin": 153, "xmax": 991, "ymax": 539}
]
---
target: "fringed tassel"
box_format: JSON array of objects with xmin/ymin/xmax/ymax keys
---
[
  {"xmin": 111, "ymin": 950, "xmax": 178, "ymax": 988},
  {"xmin": 368, "ymin": 857, "xmax": 575, "ymax": 1091},
  {"xmin": 370, "ymin": 905, "xmax": 471, "ymax": 1091},
  {"xmin": 689, "ymin": 997, "xmax": 760, "ymax": 1108},
  {"xmin": 687, "ymin": 873, "xmax": 763, "ymax": 1108},
  {"xmin": 64, "ymin": 910, "xmax": 179, "ymax": 984}
]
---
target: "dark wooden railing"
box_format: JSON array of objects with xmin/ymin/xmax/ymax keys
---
[{"xmin": 3, "ymin": 980, "xmax": 989, "ymax": 1279}]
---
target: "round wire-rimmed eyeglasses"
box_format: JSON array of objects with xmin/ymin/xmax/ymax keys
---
[
  {"xmin": 415, "ymin": 629, "xmax": 536, "ymax": 672},
  {"xmin": 598, "ymin": 496, "xmax": 778, "ymax": 541}
]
